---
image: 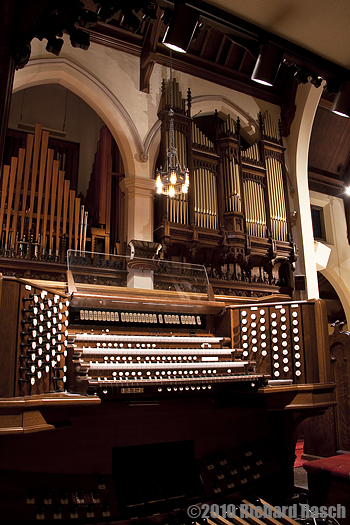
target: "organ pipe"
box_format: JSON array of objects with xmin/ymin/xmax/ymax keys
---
[
  {"xmin": 243, "ymin": 178, "xmax": 267, "ymax": 238},
  {"xmin": 193, "ymin": 168, "xmax": 218, "ymax": 229},
  {"xmin": 266, "ymin": 156, "xmax": 287, "ymax": 241},
  {"xmin": 0, "ymin": 124, "xmax": 88, "ymax": 258}
]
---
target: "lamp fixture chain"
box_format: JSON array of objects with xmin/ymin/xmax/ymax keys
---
[
  {"xmin": 168, "ymin": 49, "xmax": 176, "ymax": 167},
  {"xmin": 155, "ymin": 49, "xmax": 189, "ymax": 197}
]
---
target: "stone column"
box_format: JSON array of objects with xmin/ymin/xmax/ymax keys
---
[
  {"xmin": 285, "ymin": 82, "xmax": 323, "ymax": 299},
  {"xmin": 120, "ymin": 176, "xmax": 156, "ymax": 289}
]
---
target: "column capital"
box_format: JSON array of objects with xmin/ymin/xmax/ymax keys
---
[{"xmin": 120, "ymin": 176, "xmax": 156, "ymax": 197}]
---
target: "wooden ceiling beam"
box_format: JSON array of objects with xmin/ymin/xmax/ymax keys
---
[
  {"xmin": 224, "ymin": 41, "xmax": 234, "ymax": 68},
  {"xmin": 214, "ymin": 35, "xmax": 226, "ymax": 64},
  {"xmin": 140, "ymin": 8, "xmax": 163, "ymax": 93},
  {"xmin": 199, "ymin": 27, "xmax": 212, "ymax": 58}
]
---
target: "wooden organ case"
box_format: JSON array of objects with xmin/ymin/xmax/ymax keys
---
[
  {"xmin": 0, "ymin": 254, "xmax": 335, "ymax": 524},
  {"xmin": 154, "ymin": 80, "xmax": 295, "ymax": 298}
]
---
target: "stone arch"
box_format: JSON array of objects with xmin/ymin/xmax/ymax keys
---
[
  {"xmin": 191, "ymin": 94, "xmax": 260, "ymax": 142},
  {"xmin": 319, "ymin": 268, "xmax": 350, "ymax": 325},
  {"xmin": 142, "ymin": 94, "xmax": 261, "ymax": 175},
  {"xmin": 13, "ymin": 57, "xmax": 145, "ymax": 177}
]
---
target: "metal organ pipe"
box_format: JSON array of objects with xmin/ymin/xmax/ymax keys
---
[
  {"xmin": 243, "ymin": 180, "xmax": 250, "ymax": 236},
  {"xmin": 201, "ymin": 168, "xmax": 205, "ymax": 227},
  {"xmin": 222, "ymin": 157, "xmax": 229, "ymax": 211},
  {"xmin": 258, "ymin": 183, "xmax": 266, "ymax": 237},
  {"xmin": 263, "ymin": 112, "xmax": 279, "ymax": 141},
  {"xmin": 222, "ymin": 155, "xmax": 241, "ymax": 213},
  {"xmin": 235, "ymin": 164, "xmax": 242, "ymax": 212},
  {"xmin": 193, "ymin": 167, "xmax": 218, "ymax": 229},
  {"xmin": 243, "ymin": 178, "xmax": 267, "ymax": 238},
  {"xmin": 251, "ymin": 181, "xmax": 257, "ymax": 237},
  {"xmin": 266, "ymin": 156, "xmax": 287, "ymax": 241}
]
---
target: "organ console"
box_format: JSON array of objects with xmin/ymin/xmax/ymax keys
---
[{"xmin": 0, "ymin": 254, "xmax": 336, "ymax": 523}]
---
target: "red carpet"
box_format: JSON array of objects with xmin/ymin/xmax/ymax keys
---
[{"xmin": 294, "ymin": 439, "xmax": 306, "ymax": 468}]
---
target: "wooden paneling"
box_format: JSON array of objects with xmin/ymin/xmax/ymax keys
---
[
  {"xmin": 0, "ymin": 278, "xmax": 20, "ymax": 397},
  {"xmin": 304, "ymin": 324, "xmax": 350, "ymax": 458},
  {"xmin": 309, "ymin": 106, "xmax": 350, "ymax": 178}
]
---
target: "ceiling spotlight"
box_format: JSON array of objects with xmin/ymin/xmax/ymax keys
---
[
  {"xmin": 163, "ymin": 4, "xmax": 199, "ymax": 53},
  {"xmin": 251, "ymin": 44, "xmax": 283, "ymax": 87},
  {"xmin": 332, "ymin": 80, "xmax": 350, "ymax": 118}
]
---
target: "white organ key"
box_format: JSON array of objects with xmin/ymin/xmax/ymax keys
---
[
  {"xmin": 74, "ymin": 334, "xmax": 225, "ymax": 345},
  {"xmin": 80, "ymin": 348, "xmax": 231, "ymax": 357},
  {"xmin": 89, "ymin": 361, "xmax": 249, "ymax": 371}
]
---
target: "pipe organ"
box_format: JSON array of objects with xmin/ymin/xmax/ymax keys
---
[
  {"xmin": 0, "ymin": 124, "xmax": 87, "ymax": 263},
  {"xmin": 0, "ymin": 259, "xmax": 335, "ymax": 523},
  {"xmin": 155, "ymin": 80, "xmax": 294, "ymax": 297}
]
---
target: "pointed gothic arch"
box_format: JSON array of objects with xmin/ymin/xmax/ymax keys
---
[{"xmin": 12, "ymin": 57, "xmax": 144, "ymax": 177}]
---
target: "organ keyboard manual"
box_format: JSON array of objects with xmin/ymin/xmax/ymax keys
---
[
  {"xmin": 0, "ymin": 252, "xmax": 336, "ymax": 523},
  {"xmin": 66, "ymin": 253, "xmax": 265, "ymax": 399}
]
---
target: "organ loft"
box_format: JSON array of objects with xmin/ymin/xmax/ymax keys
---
[{"xmin": 0, "ymin": 0, "xmax": 347, "ymax": 523}]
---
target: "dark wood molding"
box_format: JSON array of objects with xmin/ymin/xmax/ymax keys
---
[
  {"xmin": 155, "ymin": 44, "xmax": 281, "ymax": 105},
  {"xmin": 88, "ymin": 24, "xmax": 143, "ymax": 56},
  {"xmin": 140, "ymin": 8, "xmax": 163, "ymax": 93},
  {"xmin": 308, "ymin": 168, "xmax": 345, "ymax": 197},
  {"xmin": 88, "ymin": 22, "xmax": 281, "ymax": 105}
]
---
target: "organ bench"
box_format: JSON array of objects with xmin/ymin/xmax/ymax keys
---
[{"xmin": 0, "ymin": 256, "xmax": 336, "ymax": 523}]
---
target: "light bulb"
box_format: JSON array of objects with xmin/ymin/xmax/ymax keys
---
[
  {"xmin": 156, "ymin": 174, "xmax": 163, "ymax": 194},
  {"xmin": 170, "ymin": 171, "xmax": 177, "ymax": 185},
  {"xmin": 169, "ymin": 185, "xmax": 175, "ymax": 198}
]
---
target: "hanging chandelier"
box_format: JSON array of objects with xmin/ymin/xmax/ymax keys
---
[{"xmin": 156, "ymin": 51, "xmax": 190, "ymax": 197}]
